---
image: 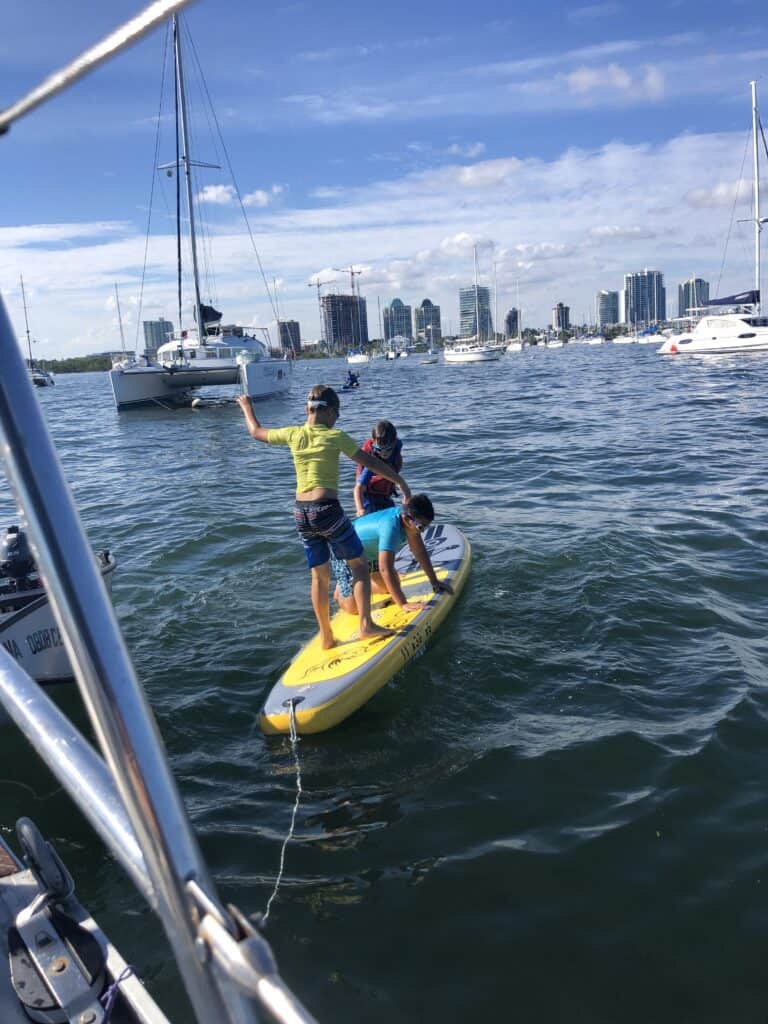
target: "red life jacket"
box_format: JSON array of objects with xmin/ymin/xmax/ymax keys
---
[{"xmin": 356, "ymin": 437, "xmax": 403, "ymax": 496}]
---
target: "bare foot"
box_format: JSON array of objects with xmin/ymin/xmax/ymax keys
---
[
  {"xmin": 359, "ymin": 622, "xmax": 395, "ymax": 641},
  {"xmin": 320, "ymin": 633, "xmax": 337, "ymax": 650}
]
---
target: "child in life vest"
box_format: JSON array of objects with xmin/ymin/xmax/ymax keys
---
[
  {"xmin": 354, "ymin": 420, "xmax": 403, "ymax": 517},
  {"xmin": 236, "ymin": 387, "xmax": 410, "ymax": 649}
]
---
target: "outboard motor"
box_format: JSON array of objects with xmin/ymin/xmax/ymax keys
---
[{"xmin": 0, "ymin": 526, "xmax": 37, "ymax": 586}]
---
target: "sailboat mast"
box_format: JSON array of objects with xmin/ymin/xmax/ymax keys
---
[
  {"xmin": 174, "ymin": 16, "xmax": 204, "ymax": 343},
  {"xmin": 114, "ymin": 283, "xmax": 127, "ymax": 354},
  {"xmin": 751, "ymin": 80, "xmax": 762, "ymax": 314},
  {"xmin": 19, "ymin": 274, "xmax": 33, "ymax": 365},
  {"xmin": 473, "ymin": 244, "xmax": 481, "ymax": 342}
]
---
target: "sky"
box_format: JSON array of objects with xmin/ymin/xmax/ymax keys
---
[{"xmin": 1, "ymin": 0, "xmax": 767, "ymax": 356}]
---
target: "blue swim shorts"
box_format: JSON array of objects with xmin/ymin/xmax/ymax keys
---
[
  {"xmin": 293, "ymin": 499, "xmax": 363, "ymax": 569},
  {"xmin": 331, "ymin": 554, "xmax": 380, "ymax": 598}
]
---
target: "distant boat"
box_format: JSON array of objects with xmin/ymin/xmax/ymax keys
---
[
  {"xmin": 19, "ymin": 275, "xmax": 54, "ymax": 387},
  {"xmin": 659, "ymin": 82, "xmax": 767, "ymax": 357},
  {"xmin": 446, "ymin": 246, "xmax": 502, "ymax": 364},
  {"xmin": 347, "ymin": 351, "xmax": 370, "ymax": 365},
  {"xmin": 444, "ymin": 340, "xmax": 502, "ymax": 363},
  {"xmin": 505, "ymin": 340, "xmax": 522, "ymax": 353}
]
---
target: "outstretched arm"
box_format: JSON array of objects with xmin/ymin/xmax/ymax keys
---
[
  {"xmin": 236, "ymin": 395, "xmax": 270, "ymax": 442},
  {"xmin": 406, "ymin": 531, "xmax": 454, "ymax": 595},
  {"xmin": 352, "ymin": 449, "xmax": 411, "ymax": 500}
]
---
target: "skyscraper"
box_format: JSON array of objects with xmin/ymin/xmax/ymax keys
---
[
  {"xmin": 504, "ymin": 308, "xmax": 520, "ymax": 339},
  {"xmin": 623, "ymin": 269, "xmax": 666, "ymax": 326},
  {"xmin": 142, "ymin": 317, "xmax": 174, "ymax": 356},
  {"xmin": 320, "ymin": 294, "xmax": 368, "ymax": 350},
  {"xmin": 678, "ymin": 278, "xmax": 709, "ymax": 316},
  {"xmin": 413, "ymin": 298, "xmax": 442, "ymax": 342},
  {"xmin": 383, "ymin": 298, "xmax": 413, "ymax": 342},
  {"xmin": 596, "ymin": 290, "xmax": 620, "ymax": 329},
  {"xmin": 552, "ymin": 302, "xmax": 570, "ymax": 331},
  {"xmin": 459, "ymin": 285, "xmax": 492, "ymax": 339},
  {"xmin": 278, "ymin": 319, "xmax": 301, "ymax": 354}
]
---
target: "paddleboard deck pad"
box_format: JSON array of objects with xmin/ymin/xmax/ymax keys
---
[{"xmin": 260, "ymin": 524, "xmax": 471, "ymax": 734}]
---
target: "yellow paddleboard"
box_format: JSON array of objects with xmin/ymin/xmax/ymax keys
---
[{"xmin": 260, "ymin": 524, "xmax": 471, "ymax": 734}]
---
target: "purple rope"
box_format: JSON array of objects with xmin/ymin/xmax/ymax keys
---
[{"xmin": 101, "ymin": 965, "xmax": 135, "ymax": 1020}]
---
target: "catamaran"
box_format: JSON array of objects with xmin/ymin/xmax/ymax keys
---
[
  {"xmin": 109, "ymin": 15, "xmax": 292, "ymax": 410},
  {"xmin": 658, "ymin": 82, "xmax": 768, "ymax": 357}
]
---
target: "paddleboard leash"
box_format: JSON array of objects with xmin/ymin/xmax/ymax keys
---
[{"xmin": 263, "ymin": 698, "xmax": 303, "ymax": 926}]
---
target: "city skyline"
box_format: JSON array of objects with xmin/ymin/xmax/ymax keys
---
[{"xmin": 2, "ymin": 0, "xmax": 767, "ymax": 356}]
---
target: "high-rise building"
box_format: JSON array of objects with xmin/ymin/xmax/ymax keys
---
[
  {"xmin": 552, "ymin": 302, "xmax": 570, "ymax": 331},
  {"xmin": 142, "ymin": 317, "xmax": 174, "ymax": 356},
  {"xmin": 678, "ymin": 278, "xmax": 709, "ymax": 317},
  {"xmin": 413, "ymin": 298, "xmax": 442, "ymax": 342},
  {"xmin": 504, "ymin": 308, "xmax": 520, "ymax": 339},
  {"xmin": 596, "ymin": 290, "xmax": 620, "ymax": 329},
  {"xmin": 459, "ymin": 285, "xmax": 493, "ymax": 339},
  {"xmin": 623, "ymin": 269, "xmax": 666, "ymax": 326},
  {"xmin": 278, "ymin": 319, "xmax": 301, "ymax": 354},
  {"xmin": 320, "ymin": 293, "xmax": 368, "ymax": 350},
  {"xmin": 383, "ymin": 298, "xmax": 413, "ymax": 342}
]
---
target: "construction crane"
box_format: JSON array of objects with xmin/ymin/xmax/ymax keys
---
[{"xmin": 333, "ymin": 265, "xmax": 364, "ymax": 296}]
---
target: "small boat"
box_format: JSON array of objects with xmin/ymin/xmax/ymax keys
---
[
  {"xmin": 505, "ymin": 340, "xmax": 522, "ymax": 353},
  {"xmin": 19, "ymin": 275, "xmax": 55, "ymax": 387},
  {"xmin": 0, "ymin": 525, "xmax": 116, "ymax": 684},
  {"xmin": 347, "ymin": 350, "xmax": 370, "ymax": 365},
  {"xmin": 29, "ymin": 366, "xmax": 55, "ymax": 386},
  {"xmin": 445, "ymin": 341, "xmax": 502, "ymax": 363}
]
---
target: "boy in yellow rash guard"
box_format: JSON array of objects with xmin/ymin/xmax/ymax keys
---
[{"xmin": 236, "ymin": 385, "xmax": 411, "ymax": 649}]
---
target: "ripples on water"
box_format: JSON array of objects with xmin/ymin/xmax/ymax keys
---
[{"xmin": 2, "ymin": 346, "xmax": 768, "ymax": 1022}]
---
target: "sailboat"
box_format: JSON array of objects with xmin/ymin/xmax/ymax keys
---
[
  {"xmin": 445, "ymin": 246, "xmax": 502, "ymax": 363},
  {"xmin": 658, "ymin": 81, "xmax": 768, "ymax": 356},
  {"xmin": 19, "ymin": 276, "xmax": 54, "ymax": 387},
  {"xmin": 109, "ymin": 16, "xmax": 292, "ymax": 410}
]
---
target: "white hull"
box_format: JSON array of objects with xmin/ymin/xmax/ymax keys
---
[
  {"xmin": 110, "ymin": 357, "xmax": 291, "ymax": 410},
  {"xmin": 444, "ymin": 344, "xmax": 502, "ymax": 363},
  {"xmin": 0, "ymin": 553, "xmax": 116, "ymax": 683},
  {"xmin": 658, "ymin": 314, "xmax": 768, "ymax": 356},
  {"xmin": 505, "ymin": 341, "xmax": 522, "ymax": 353},
  {"xmin": 347, "ymin": 352, "xmax": 370, "ymax": 365}
]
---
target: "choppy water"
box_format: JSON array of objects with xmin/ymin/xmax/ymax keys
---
[{"xmin": 3, "ymin": 345, "xmax": 768, "ymax": 1023}]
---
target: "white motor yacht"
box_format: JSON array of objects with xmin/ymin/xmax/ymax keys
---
[
  {"xmin": 444, "ymin": 341, "xmax": 502, "ymax": 363},
  {"xmin": 657, "ymin": 311, "xmax": 768, "ymax": 355},
  {"xmin": 347, "ymin": 350, "xmax": 370, "ymax": 365}
]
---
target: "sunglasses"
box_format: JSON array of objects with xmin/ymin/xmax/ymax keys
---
[
  {"xmin": 404, "ymin": 512, "xmax": 429, "ymax": 532},
  {"xmin": 373, "ymin": 441, "xmax": 394, "ymax": 454}
]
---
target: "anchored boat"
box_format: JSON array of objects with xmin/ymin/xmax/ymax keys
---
[{"xmin": 109, "ymin": 13, "xmax": 291, "ymax": 410}]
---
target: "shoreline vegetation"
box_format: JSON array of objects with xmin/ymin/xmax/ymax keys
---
[{"xmin": 34, "ymin": 325, "xmax": 637, "ymax": 373}]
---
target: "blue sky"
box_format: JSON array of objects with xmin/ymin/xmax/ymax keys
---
[{"xmin": 1, "ymin": 0, "xmax": 767, "ymax": 354}]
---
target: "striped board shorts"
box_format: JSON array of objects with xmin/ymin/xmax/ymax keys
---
[{"xmin": 293, "ymin": 499, "xmax": 363, "ymax": 568}]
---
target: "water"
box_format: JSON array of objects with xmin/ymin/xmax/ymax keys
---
[{"xmin": 3, "ymin": 346, "xmax": 768, "ymax": 1022}]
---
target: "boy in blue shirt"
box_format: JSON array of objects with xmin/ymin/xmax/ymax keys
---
[{"xmin": 332, "ymin": 494, "xmax": 453, "ymax": 614}]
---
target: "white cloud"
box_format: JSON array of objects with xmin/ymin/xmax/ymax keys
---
[
  {"xmin": 447, "ymin": 142, "xmax": 486, "ymax": 158},
  {"xmin": 589, "ymin": 225, "xmax": 657, "ymax": 241},
  {"xmin": 197, "ymin": 184, "xmax": 236, "ymax": 205},
  {"xmin": 243, "ymin": 184, "xmax": 285, "ymax": 207},
  {"xmin": 568, "ymin": 3, "xmax": 622, "ymax": 20},
  {"xmin": 684, "ymin": 178, "xmax": 753, "ymax": 208}
]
